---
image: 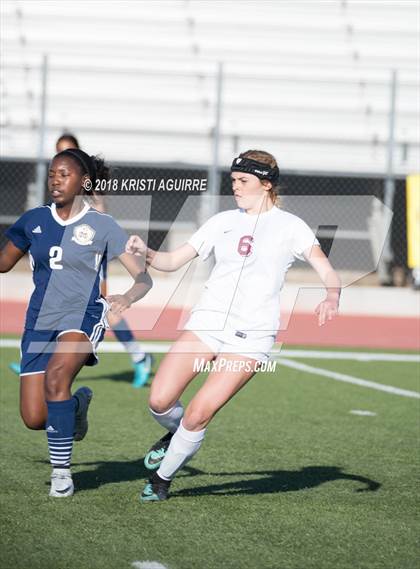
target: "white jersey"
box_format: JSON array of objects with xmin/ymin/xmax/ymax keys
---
[{"xmin": 187, "ymin": 206, "xmax": 319, "ymax": 333}]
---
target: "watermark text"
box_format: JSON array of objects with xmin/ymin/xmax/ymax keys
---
[{"xmin": 193, "ymin": 357, "xmax": 276, "ymax": 373}]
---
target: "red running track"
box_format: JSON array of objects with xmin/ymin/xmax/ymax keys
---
[{"xmin": 1, "ymin": 300, "xmax": 418, "ymax": 350}]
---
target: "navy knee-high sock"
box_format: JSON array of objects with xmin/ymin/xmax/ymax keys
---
[
  {"xmin": 46, "ymin": 399, "xmax": 76, "ymax": 469},
  {"xmin": 112, "ymin": 317, "xmax": 135, "ymax": 344}
]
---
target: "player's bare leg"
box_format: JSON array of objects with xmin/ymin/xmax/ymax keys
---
[
  {"xmin": 149, "ymin": 331, "xmax": 216, "ymax": 412},
  {"xmin": 45, "ymin": 332, "xmax": 91, "ymax": 400},
  {"xmin": 141, "ymin": 353, "xmax": 259, "ymax": 502},
  {"xmin": 144, "ymin": 331, "xmax": 216, "ymax": 470},
  {"xmin": 182, "ymin": 353, "xmax": 258, "ymax": 431},
  {"xmin": 20, "ymin": 373, "xmax": 47, "ymax": 429}
]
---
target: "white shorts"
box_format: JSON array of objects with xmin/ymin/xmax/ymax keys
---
[{"xmin": 184, "ymin": 310, "xmax": 275, "ymax": 363}]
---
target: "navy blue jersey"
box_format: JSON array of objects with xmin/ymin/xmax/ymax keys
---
[{"xmin": 6, "ymin": 202, "xmax": 128, "ymax": 331}]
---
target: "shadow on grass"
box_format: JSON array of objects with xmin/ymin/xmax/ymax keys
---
[
  {"xmin": 70, "ymin": 461, "xmax": 203, "ymax": 491},
  {"xmin": 171, "ymin": 466, "xmax": 381, "ymax": 497},
  {"xmin": 172, "ymin": 466, "xmax": 381, "ymax": 497},
  {"xmin": 40, "ymin": 455, "xmax": 380, "ymax": 495}
]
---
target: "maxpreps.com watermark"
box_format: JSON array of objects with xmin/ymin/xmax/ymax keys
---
[
  {"xmin": 86, "ymin": 178, "xmax": 207, "ymax": 192},
  {"xmin": 193, "ymin": 357, "xmax": 277, "ymax": 373}
]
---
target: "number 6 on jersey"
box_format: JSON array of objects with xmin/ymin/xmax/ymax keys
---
[{"xmin": 237, "ymin": 235, "xmax": 254, "ymax": 257}]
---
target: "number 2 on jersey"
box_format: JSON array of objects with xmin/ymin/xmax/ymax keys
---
[{"xmin": 49, "ymin": 246, "xmax": 63, "ymax": 269}]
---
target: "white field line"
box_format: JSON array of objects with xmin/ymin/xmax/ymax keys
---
[
  {"xmin": 350, "ymin": 410, "xmax": 377, "ymax": 416},
  {"xmin": 0, "ymin": 339, "xmax": 419, "ymax": 363},
  {"xmin": 132, "ymin": 562, "xmax": 170, "ymax": 569},
  {"xmin": 272, "ymin": 349, "xmax": 420, "ymax": 363},
  {"xmin": 0, "ymin": 338, "xmax": 171, "ymax": 352},
  {"xmin": 276, "ymin": 358, "xmax": 420, "ymax": 399}
]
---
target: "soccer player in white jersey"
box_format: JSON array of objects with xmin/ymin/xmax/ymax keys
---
[
  {"xmin": 126, "ymin": 149, "xmax": 341, "ymax": 502},
  {"xmin": 0, "ymin": 148, "xmax": 151, "ymax": 497}
]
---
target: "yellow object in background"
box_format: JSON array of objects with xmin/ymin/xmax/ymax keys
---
[{"xmin": 406, "ymin": 174, "xmax": 420, "ymax": 269}]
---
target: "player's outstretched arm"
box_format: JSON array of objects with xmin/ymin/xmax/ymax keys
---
[
  {"xmin": 126, "ymin": 235, "xmax": 197, "ymax": 272},
  {"xmin": 0, "ymin": 241, "xmax": 26, "ymax": 273},
  {"xmin": 106, "ymin": 252, "xmax": 153, "ymax": 315},
  {"xmin": 303, "ymin": 244, "xmax": 341, "ymax": 327}
]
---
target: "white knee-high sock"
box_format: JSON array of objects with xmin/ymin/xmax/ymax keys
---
[
  {"xmin": 150, "ymin": 400, "xmax": 184, "ymax": 433},
  {"xmin": 158, "ymin": 420, "xmax": 206, "ymax": 480}
]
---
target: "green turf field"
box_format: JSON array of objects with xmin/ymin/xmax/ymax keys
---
[{"xmin": 0, "ymin": 342, "xmax": 419, "ymax": 569}]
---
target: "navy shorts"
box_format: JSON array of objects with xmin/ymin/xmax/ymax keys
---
[{"xmin": 20, "ymin": 308, "xmax": 108, "ymax": 376}]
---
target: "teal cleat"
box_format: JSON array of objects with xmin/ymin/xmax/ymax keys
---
[
  {"xmin": 140, "ymin": 472, "xmax": 171, "ymax": 502},
  {"xmin": 140, "ymin": 482, "xmax": 160, "ymax": 502},
  {"xmin": 132, "ymin": 353, "xmax": 154, "ymax": 388},
  {"xmin": 144, "ymin": 431, "xmax": 173, "ymax": 470},
  {"xmin": 8, "ymin": 362, "xmax": 21, "ymax": 375}
]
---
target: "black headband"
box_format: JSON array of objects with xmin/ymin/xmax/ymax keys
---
[
  {"xmin": 230, "ymin": 156, "xmax": 279, "ymax": 184},
  {"xmin": 58, "ymin": 148, "xmax": 96, "ymax": 183}
]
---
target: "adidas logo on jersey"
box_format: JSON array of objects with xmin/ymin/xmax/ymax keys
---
[{"xmin": 32, "ymin": 226, "xmax": 42, "ymax": 234}]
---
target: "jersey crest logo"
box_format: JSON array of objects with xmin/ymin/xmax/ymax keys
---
[{"xmin": 71, "ymin": 224, "xmax": 95, "ymax": 246}]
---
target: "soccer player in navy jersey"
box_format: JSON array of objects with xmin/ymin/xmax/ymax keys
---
[
  {"xmin": 0, "ymin": 148, "xmax": 151, "ymax": 497},
  {"xmin": 9, "ymin": 133, "xmax": 153, "ymax": 387},
  {"xmin": 58, "ymin": 134, "xmax": 154, "ymax": 387}
]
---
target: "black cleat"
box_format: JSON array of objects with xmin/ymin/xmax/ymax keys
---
[{"xmin": 140, "ymin": 471, "xmax": 171, "ymax": 502}]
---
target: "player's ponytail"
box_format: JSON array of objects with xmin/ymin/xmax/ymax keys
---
[
  {"xmin": 91, "ymin": 155, "xmax": 111, "ymax": 183},
  {"xmin": 84, "ymin": 155, "xmax": 111, "ymax": 209}
]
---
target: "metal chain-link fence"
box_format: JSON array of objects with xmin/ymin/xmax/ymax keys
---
[{"xmin": 0, "ymin": 157, "xmax": 408, "ymax": 282}]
